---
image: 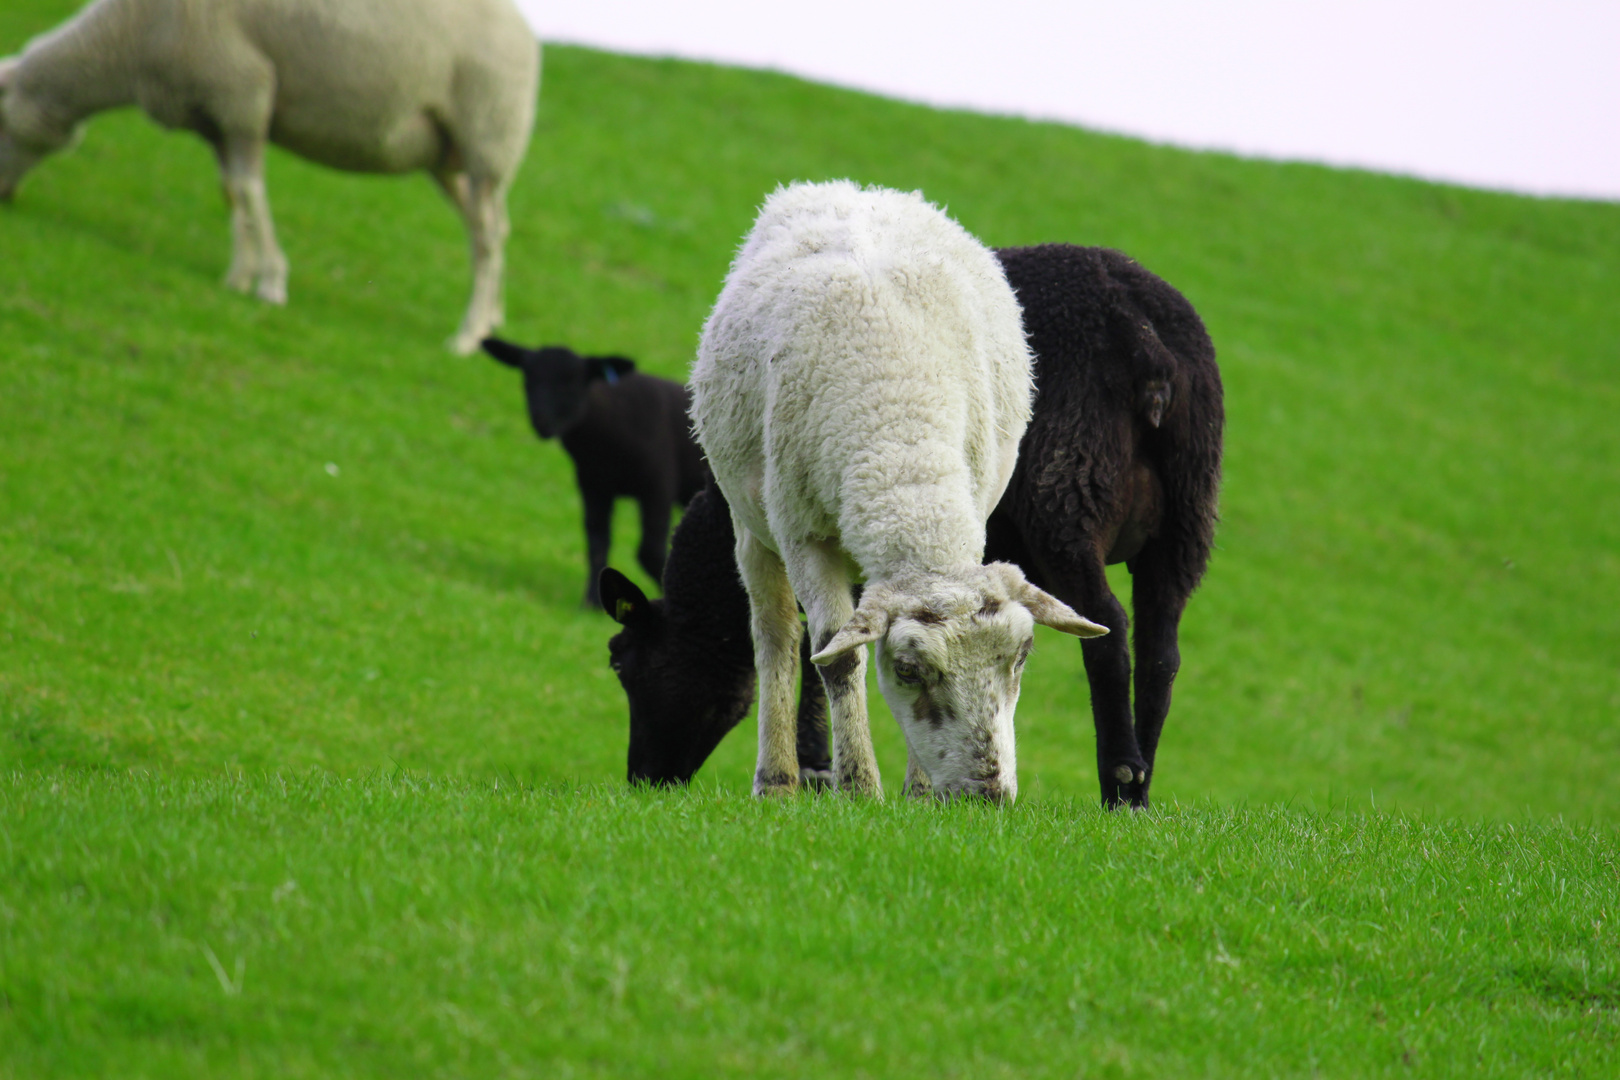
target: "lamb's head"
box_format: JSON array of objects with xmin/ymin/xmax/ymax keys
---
[
  {"xmin": 601, "ymin": 568, "xmax": 754, "ymax": 786},
  {"xmin": 813, "ymin": 563, "xmax": 1107, "ymax": 802},
  {"xmin": 481, "ymin": 338, "xmax": 636, "ymax": 440}
]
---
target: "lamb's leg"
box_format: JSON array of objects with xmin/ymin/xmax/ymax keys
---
[
  {"xmin": 1128, "ymin": 541, "xmax": 1191, "ymax": 809},
  {"xmin": 216, "ymin": 135, "xmax": 287, "ymax": 305},
  {"xmin": 448, "ymin": 173, "xmax": 511, "ymax": 355},
  {"xmin": 795, "ymin": 626, "xmax": 833, "ymax": 789},
  {"xmin": 581, "ymin": 491, "xmax": 613, "ymax": 609},
  {"xmin": 735, "ymin": 527, "xmax": 803, "ymax": 796},
  {"xmin": 634, "ymin": 497, "xmax": 672, "ymax": 585},
  {"xmin": 788, "ymin": 540, "xmax": 883, "ymax": 798}
]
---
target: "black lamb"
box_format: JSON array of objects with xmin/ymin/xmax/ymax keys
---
[
  {"xmin": 598, "ymin": 480, "xmax": 830, "ymax": 786},
  {"xmin": 600, "ymin": 245, "xmax": 1223, "ymax": 808},
  {"xmin": 482, "ymin": 338, "xmax": 709, "ymax": 609}
]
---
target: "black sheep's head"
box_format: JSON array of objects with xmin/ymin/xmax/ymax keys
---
[
  {"xmin": 481, "ymin": 338, "xmax": 636, "ymax": 440},
  {"xmin": 599, "ymin": 568, "xmax": 754, "ymax": 787}
]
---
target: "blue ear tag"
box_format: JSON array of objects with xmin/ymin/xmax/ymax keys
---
[{"xmin": 604, "ymin": 367, "xmax": 620, "ymax": 385}]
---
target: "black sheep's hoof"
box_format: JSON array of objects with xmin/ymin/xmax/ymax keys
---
[
  {"xmin": 1101, "ymin": 760, "xmax": 1150, "ymax": 810},
  {"xmin": 799, "ymin": 767, "xmax": 835, "ymax": 791}
]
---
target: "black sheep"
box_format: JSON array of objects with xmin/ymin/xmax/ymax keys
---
[
  {"xmin": 482, "ymin": 338, "xmax": 709, "ymax": 608},
  {"xmin": 600, "ymin": 245, "xmax": 1223, "ymax": 808},
  {"xmin": 598, "ymin": 480, "xmax": 831, "ymax": 786}
]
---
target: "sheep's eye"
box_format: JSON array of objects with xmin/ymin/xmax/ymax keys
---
[
  {"xmin": 1014, "ymin": 644, "xmax": 1033, "ymax": 671},
  {"xmin": 892, "ymin": 659, "xmax": 924, "ymax": 685}
]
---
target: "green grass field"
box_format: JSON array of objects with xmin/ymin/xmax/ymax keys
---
[{"xmin": 2, "ymin": 0, "xmax": 1618, "ymax": 1073}]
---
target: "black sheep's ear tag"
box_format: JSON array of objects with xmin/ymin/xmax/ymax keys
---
[
  {"xmin": 588, "ymin": 356, "xmax": 637, "ymax": 385},
  {"xmin": 598, "ymin": 568, "xmax": 650, "ymax": 625},
  {"xmin": 481, "ymin": 337, "xmax": 529, "ymax": 368}
]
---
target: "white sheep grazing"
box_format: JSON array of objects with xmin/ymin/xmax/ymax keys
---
[
  {"xmin": 691, "ymin": 180, "xmax": 1109, "ymax": 801},
  {"xmin": 0, "ymin": 0, "xmax": 538, "ymax": 354}
]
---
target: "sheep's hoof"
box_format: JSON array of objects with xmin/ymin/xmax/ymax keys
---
[
  {"xmin": 1101, "ymin": 758, "xmax": 1150, "ymax": 811},
  {"xmin": 448, "ymin": 330, "xmax": 481, "ymax": 356},
  {"xmin": 255, "ymin": 278, "xmax": 288, "ymax": 306},
  {"xmin": 837, "ymin": 772, "xmax": 885, "ymax": 800},
  {"xmin": 799, "ymin": 767, "xmax": 835, "ymax": 791},
  {"xmin": 753, "ymin": 771, "xmax": 800, "ymax": 798}
]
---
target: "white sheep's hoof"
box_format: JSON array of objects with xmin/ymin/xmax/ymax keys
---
[
  {"xmin": 255, "ymin": 277, "xmax": 288, "ymax": 306},
  {"xmin": 753, "ymin": 771, "xmax": 800, "ymax": 798},
  {"xmin": 447, "ymin": 329, "xmax": 481, "ymax": 356}
]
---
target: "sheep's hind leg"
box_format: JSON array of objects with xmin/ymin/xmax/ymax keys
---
[
  {"xmin": 447, "ymin": 172, "xmax": 511, "ymax": 355},
  {"xmin": 790, "ymin": 541, "xmax": 882, "ymax": 798},
  {"xmin": 1127, "ymin": 541, "xmax": 1192, "ymax": 810},
  {"xmin": 217, "ymin": 135, "xmax": 287, "ymax": 305},
  {"xmin": 736, "ymin": 528, "xmax": 803, "ymax": 796},
  {"xmin": 1045, "ymin": 554, "xmax": 1149, "ymax": 809}
]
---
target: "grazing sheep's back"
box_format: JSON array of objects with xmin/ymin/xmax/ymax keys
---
[
  {"xmin": 692, "ymin": 181, "xmax": 1032, "ymax": 579},
  {"xmin": 996, "ymin": 244, "xmax": 1223, "ymax": 597}
]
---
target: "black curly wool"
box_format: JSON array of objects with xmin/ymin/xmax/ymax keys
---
[{"xmin": 602, "ymin": 244, "xmax": 1222, "ymax": 806}]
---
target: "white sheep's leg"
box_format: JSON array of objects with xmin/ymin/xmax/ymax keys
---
[
  {"xmin": 789, "ymin": 541, "xmax": 883, "ymax": 798},
  {"xmin": 448, "ymin": 173, "xmax": 510, "ymax": 355},
  {"xmin": 735, "ymin": 526, "xmax": 803, "ymax": 797},
  {"xmin": 218, "ymin": 136, "xmax": 287, "ymax": 304}
]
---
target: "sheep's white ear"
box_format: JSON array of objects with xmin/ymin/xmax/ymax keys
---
[
  {"xmin": 810, "ymin": 608, "xmax": 888, "ymax": 665},
  {"xmin": 1022, "ymin": 584, "xmax": 1109, "ymax": 637},
  {"xmin": 990, "ymin": 563, "xmax": 1109, "ymax": 638}
]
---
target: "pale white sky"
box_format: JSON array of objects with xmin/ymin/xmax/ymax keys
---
[{"xmin": 515, "ymin": 0, "xmax": 1620, "ymax": 202}]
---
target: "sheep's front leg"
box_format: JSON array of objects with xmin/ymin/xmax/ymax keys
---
[
  {"xmin": 581, "ymin": 490, "xmax": 614, "ymax": 609},
  {"xmin": 789, "ymin": 541, "xmax": 882, "ymax": 798},
  {"xmin": 448, "ymin": 173, "xmax": 511, "ymax": 355},
  {"xmin": 735, "ymin": 528, "xmax": 803, "ymax": 796},
  {"xmin": 217, "ymin": 135, "xmax": 288, "ymax": 305}
]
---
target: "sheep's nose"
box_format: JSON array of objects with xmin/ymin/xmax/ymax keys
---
[{"xmin": 954, "ymin": 777, "xmax": 1010, "ymax": 804}]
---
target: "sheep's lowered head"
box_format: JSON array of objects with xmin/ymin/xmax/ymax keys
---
[
  {"xmin": 0, "ymin": 56, "xmax": 78, "ymax": 203},
  {"xmin": 600, "ymin": 567, "xmax": 754, "ymax": 786},
  {"xmin": 481, "ymin": 338, "xmax": 637, "ymax": 440},
  {"xmin": 812, "ymin": 563, "xmax": 1108, "ymax": 802}
]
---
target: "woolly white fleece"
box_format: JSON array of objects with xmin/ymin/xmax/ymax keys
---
[
  {"xmin": 0, "ymin": 0, "xmax": 538, "ymax": 353},
  {"xmin": 692, "ymin": 180, "xmax": 1032, "ymax": 579}
]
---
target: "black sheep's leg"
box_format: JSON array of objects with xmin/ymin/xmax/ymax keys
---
[
  {"xmin": 635, "ymin": 497, "xmax": 673, "ymax": 585},
  {"xmin": 1129, "ymin": 541, "xmax": 1190, "ymax": 809},
  {"xmin": 1047, "ymin": 554, "xmax": 1148, "ymax": 809},
  {"xmin": 581, "ymin": 492, "xmax": 614, "ymax": 609},
  {"xmin": 795, "ymin": 624, "xmax": 833, "ymax": 788}
]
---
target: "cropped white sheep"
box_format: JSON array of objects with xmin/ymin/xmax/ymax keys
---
[
  {"xmin": 0, "ymin": 0, "xmax": 538, "ymax": 354},
  {"xmin": 691, "ymin": 180, "xmax": 1108, "ymax": 801}
]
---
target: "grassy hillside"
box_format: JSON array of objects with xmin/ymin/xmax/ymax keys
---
[
  {"xmin": 3, "ymin": 9, "xmax": 1615, "ymax": 814},
  {"xmin": 2, "ymin": 0, "xmax": 1618, "ymax": 1072}
]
